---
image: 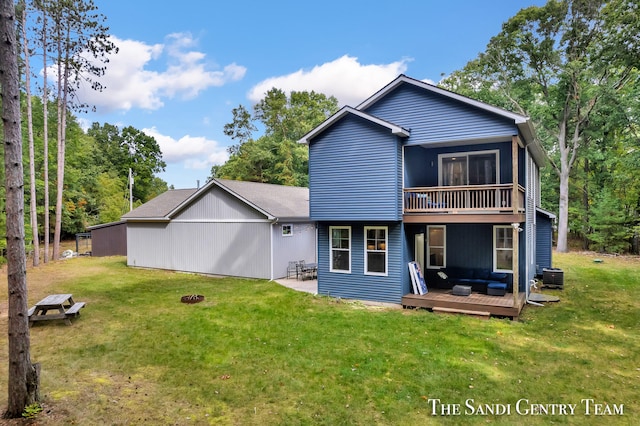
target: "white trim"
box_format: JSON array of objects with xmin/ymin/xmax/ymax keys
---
[
  {"xmin": 364, "ymin": 226, "xmax": 388, "ymax": 276},
  {"xmin": 270, "ymin": 222, "xmax": 274, "ymax": 281},
  {"xmin": 329, "ymin": 226, "xmax": 351, "ymax": 273},
  {"xmin": 298, "ymin": 106, "xmax": 410, "ymax": 144},
  {"xmin": 426, "ymin": 225, "xmax": 446, "ymax": 269},
  {"xmin": 438, "ymin": 149, "xmax": 500, "ymax": 186},
  {"xmin": 170, "ymin": 219, "xmax": 272, "ymax": 224},
  {"xmin": 493, "ymin": 225, "xmax": 514, "ymax": 273}
]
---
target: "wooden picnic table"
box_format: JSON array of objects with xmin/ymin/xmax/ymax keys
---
[{"xmin": 28, "ymin": 294, "xmax": 86, "ymax": 326}]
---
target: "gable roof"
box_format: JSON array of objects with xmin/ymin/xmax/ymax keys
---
[
  {"xmin": 358, "ymin": 75, "xmax": 530, "ymax": 124},
  {"xmin": 174, "ymin": 178, "xmax": 309, "ymax": 220},
  {"xmin": 298, "ymin": 106, "xmax": 410, "ymax": 145},
  {"xmin": 121, "ymin": 188, "xmax": 197, "ymax": 221},
  {"xmin": 298, "ymin": 74, "xmax": 546, "ymax": 165},
  {"xmin": 122, "ymin": 179, "xmax": 309, "ymax": 222}
]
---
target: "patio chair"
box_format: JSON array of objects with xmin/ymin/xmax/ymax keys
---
[
  {"xmin": 299, "ymin": 261, "xmax": 317, "ymax": 281},
  {"xmin": 287, "ymin": 261, "xmax": 298, "ymax": 279}
]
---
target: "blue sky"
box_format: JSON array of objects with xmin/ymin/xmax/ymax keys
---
[{"xmin": 79, "ymin": 0, "xmax": 546, "ymax": 189}]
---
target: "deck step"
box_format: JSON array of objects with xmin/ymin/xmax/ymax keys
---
[{"xmin": 432, "ymin": 306, "xmax": 491, "ymax": 318}]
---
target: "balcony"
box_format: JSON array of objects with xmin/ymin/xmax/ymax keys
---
[{"xmin": 404, "ymin": 184, "xmax": 525, "ymax": 215}]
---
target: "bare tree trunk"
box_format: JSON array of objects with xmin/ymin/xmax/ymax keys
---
[
  {"xmin": 1, "ymin": 0, "xmax": 41, "ymax": 417},
  {"xmin": 556, "ymin": 111, "xmax": 582, "ymax": 253},
  {"xmin": 582, "ymin": 157, "xmax": 590, "ymax": 250},
  {"xmin": 42, "ymin": 6, "xmax": 50, "ymax": 263},
  {"xmin": 53, "ymin": 22, "xmax": 64, "ymax": 261},
  {"xmin": 557, "ymin": 164, "xmax": 570, "ymax": 253},
  {"xmin": 54, "ymin": 25, "xmax": 71, "ymax": 261},
  {"xmin": 21, "ymin": 3, "xmax": 41, "ymax": 267}
]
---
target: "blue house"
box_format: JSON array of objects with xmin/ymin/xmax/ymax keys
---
[{"xmin": 299, "ymin": 75, "xmax": 552, "ymax": 317}]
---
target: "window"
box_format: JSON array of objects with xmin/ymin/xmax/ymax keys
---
[
  {"xmin": 440, "ymin": 150, "xmax": 499, "ymax": 186},
  {"xmin": 282, "ymin": 224, "xmax": 293, "ymax": 236},
  {"xmin": 365, "ymin": 227, "xmax": 387, "ymax": 275},
  {"xmin": 494, "ymin": 226, "xmax": 513, "ymax": 272},
  {"xmin": 330, "ymin": 226, "xmax": 351, "ymax": 273},
  {"xmin": 427, "ymin": 225, "xmax": 446, "ymax": 268}
]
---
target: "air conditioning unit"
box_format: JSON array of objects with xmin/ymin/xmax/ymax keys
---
[{"xmin": 542, "ymin": 268, "xmax": 564, "ymax": 289}]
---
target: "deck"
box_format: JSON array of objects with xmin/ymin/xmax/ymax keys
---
[{"xmin": 402, "ymin": 288, "xmax": 526, "ymax": 319}]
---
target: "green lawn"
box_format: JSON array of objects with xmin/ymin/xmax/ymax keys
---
[{"xmin": 1, "ymin": 252, "xmax": 638, "ymax": 425}]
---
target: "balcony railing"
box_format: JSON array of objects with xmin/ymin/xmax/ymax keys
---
[{"xmin": 404, "ymin": 184, "xmax": 525, "ymax": 214}]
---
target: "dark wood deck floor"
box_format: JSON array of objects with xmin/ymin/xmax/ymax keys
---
[{"xmin": 402, "ymin": 288, "xmax": 526, "ymax": 318}]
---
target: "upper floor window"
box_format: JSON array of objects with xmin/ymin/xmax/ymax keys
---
[
  {"xmin": 330, "ymin": 226, "xmax": 351, "ymax": 273},
  {"xmin": 365, "ymin": 226, "xmax": 387, "ymax": 276},
  {"xmin": 439, "ymin": 150, "xmax": 499, "ymax": 186}
]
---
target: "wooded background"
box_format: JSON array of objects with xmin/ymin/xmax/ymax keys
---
[{"xmin": 3, "ymin": 0, "xmax": 639, "ymax": 265}]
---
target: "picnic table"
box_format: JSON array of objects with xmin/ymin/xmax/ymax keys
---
[{"xmin": 28, "ymin": 294, "xmax": 86, "ymax": 326}]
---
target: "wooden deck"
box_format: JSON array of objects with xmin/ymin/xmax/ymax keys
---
[{"xmin": 402, "ymin": 288, "xmax": 526, "ymax": 319}]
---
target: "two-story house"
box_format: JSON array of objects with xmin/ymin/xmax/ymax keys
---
[{"xmin": 298, "ymin": 75, "xmax": 552, "ymax": 317}]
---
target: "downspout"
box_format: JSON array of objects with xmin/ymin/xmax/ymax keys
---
[{"xmin": 270, "ymin": 219, "xmax": 277, "ymax": 281}]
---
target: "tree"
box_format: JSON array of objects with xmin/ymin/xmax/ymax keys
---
[
  {"xmin": 587, "ymin": 191, "xmax": 632, "ymax": 253},
  {"xmin": 213, "ymin": 88, "xmax": 338, "ymax": 186},
  {"xmin": 19, "ymin": 0, "xmax": 40, "ymax": 266},
  {"xmin": 1, "ymin": 0, "xmax": 41, "ymax": 417},
  {"xmin": 88, "ymin": 123, "xmax": 167, "ymax": 203},
  {"xmin": 46, "ymin": 0, "xmax": 117, "ymax": 260},
  {"xmin": 441, "ymin": 0, "xmax": 640, "ymax": 252},
  {"xmin": 223, "ymin": 104, "xmax": 256, "ymax": 155},
  {"xmin": 34, "ymin": 0, "xmax": 52, "ymax": 262}
]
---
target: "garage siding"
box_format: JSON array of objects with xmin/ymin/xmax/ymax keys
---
[
  {"xmin": 272, "ymin": 222, "xmax": 316, "ymax": 278},
  {"xmin": 127, "ymin": 221, "xmax": 272, "ymax": 279}
]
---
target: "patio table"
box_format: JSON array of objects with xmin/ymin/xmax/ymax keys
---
[{"xmin": 28, "ymin": 294, "xmax": 86, "ymax": 326}]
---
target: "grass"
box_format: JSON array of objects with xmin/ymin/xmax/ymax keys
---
[{"xmin": 1, "ymin": 252, "xmax": 639, "ymax": 425}]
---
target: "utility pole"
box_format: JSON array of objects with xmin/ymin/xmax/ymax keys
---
[{"xmin": 129, "ymin": 168, "xmax": 133, "ymax": 211}]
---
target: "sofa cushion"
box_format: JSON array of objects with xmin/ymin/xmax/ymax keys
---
[
  {"xmin": 489, "ymin": 272, "xmax": 508, "ymax": 282},
  {"xmin": 487, "ymin": 282, "xmax": 507, "ymax": 290},
  {"xmin": 487, "ymin": 282, "xmax": 507, "ymax": 296},
  {"xmin": 474, "ymin": 268, "xmax": 491, "ymax": 280}
]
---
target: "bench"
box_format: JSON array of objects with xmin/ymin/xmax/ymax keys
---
[
  {"xmin": 28, "ymin": 306, "xmax": 36, "ymax": 317},
  {"xmin": 65, "ymin": 302, "xmax": 86, "ymax": 316}
]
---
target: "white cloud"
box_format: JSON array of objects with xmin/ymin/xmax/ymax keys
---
[
  {"xmin": 76, "ymin": 34, "xmax": 246, "ymax": 113},
  {"xmin": 247, "ymin": 55, "xmax": 411, "ymax": 107},
  {"xmin": 142, "ymin": 127, "xmax": 229, "ymax": 170}
]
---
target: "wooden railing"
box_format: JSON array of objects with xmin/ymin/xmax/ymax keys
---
[{"xmin": 404, "ymin": 184, "xmax": 525, "ymax": 213}]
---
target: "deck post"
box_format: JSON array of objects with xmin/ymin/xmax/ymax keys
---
[
  {"xmin": 512, "ymin": 136, "xmax": 519, "ymax": 214},
  {"xmin": 512, "ymin": 222, "xmax": 520, "ymax": 306}
]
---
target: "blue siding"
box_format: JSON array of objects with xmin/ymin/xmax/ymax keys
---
[
  {"xmin": 536, "ymin": 212, "xmax": 554, "ymax": 275},
  {"xmin": 317, "ymin": 222, "xmax": 405, "ymax": 303},
  {"xmin": 364, "ymin": 84, "xmax": 518, "ymax": 145},
  {"xmin": 447, "ymin": 224, "xmax": 493, "ymax": 268},
  {"xmin": 309, "ymin": 115, "xmax": 402, "ymax": 221}
]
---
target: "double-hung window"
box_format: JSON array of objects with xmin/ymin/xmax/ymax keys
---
[
  {"xmin": 365, "ymin": 226, "xmax": 387, "ymax": 275},
  {"xmin": 330, "ymin": 226, "xmax": 351, "ymax": 273},
  {"xmin": 427, "ymin": 225, "xmax": 446, "ymax": 268},
  {"xmin": 439, "ymin": 150, "xmax": 499, "ymax": 186},
  {"xmin": 494, "ymin": 226, "xmax": 513, "ymax": 272}
]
